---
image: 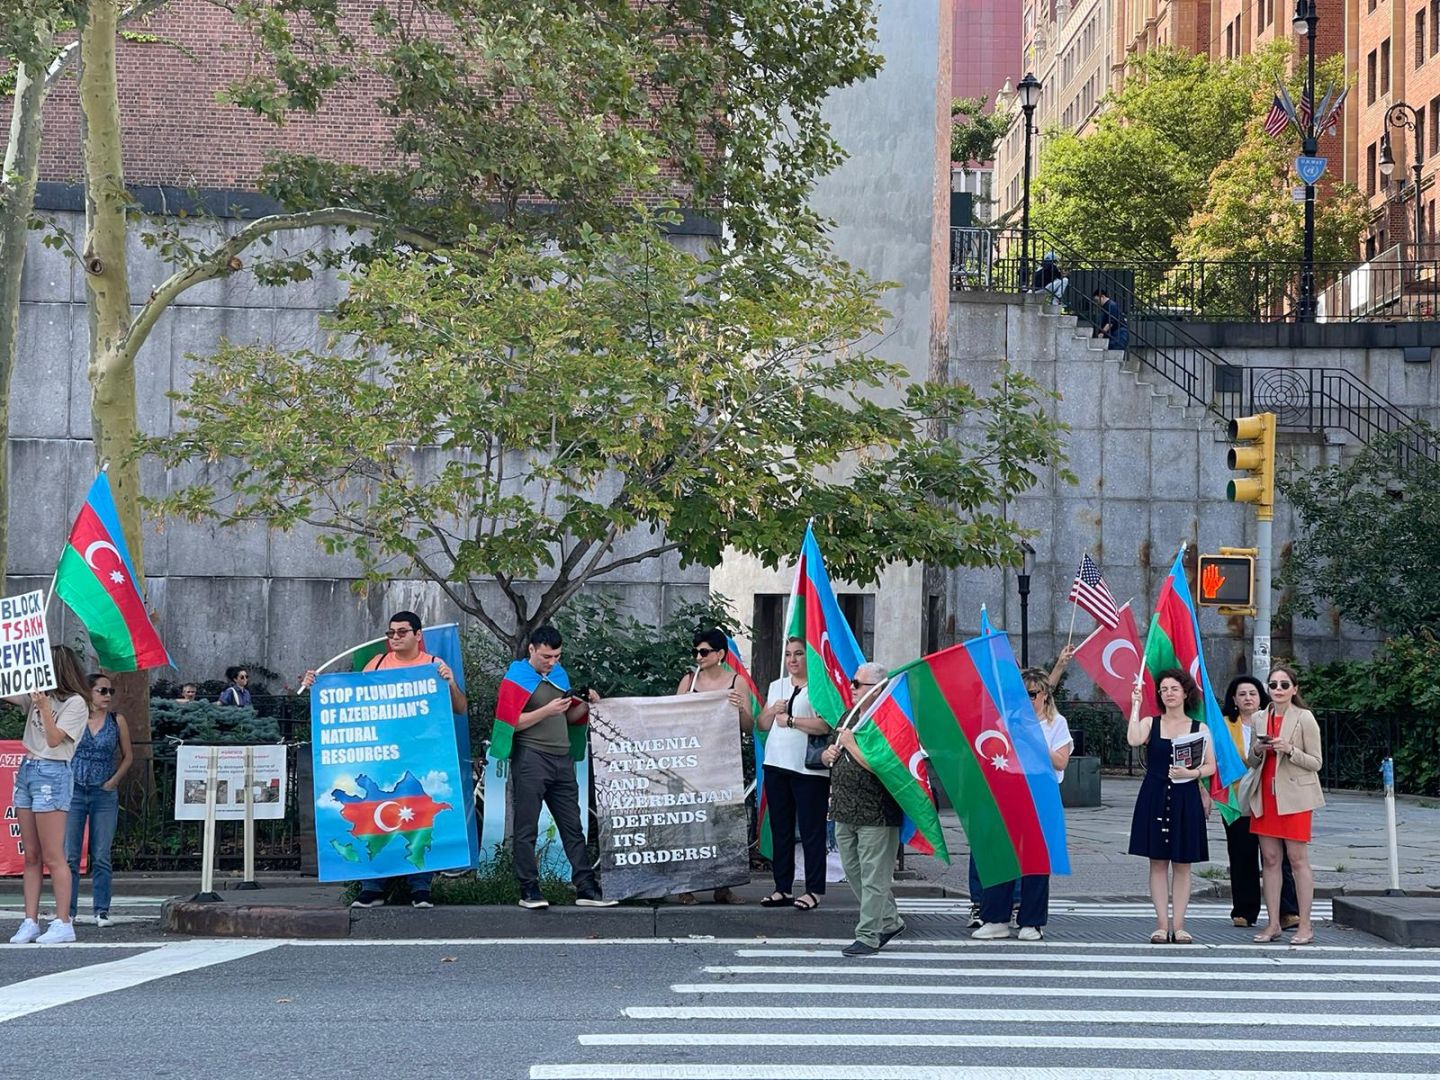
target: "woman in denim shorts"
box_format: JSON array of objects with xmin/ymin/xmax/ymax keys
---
[{"xmin": 7, "ymin": 645, "xmax": 91, "ymax": 944}]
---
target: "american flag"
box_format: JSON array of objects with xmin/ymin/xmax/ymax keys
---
[
  {"xmin": 1263, "ymin": 94, "xmax": 1289, "ymax": 138},
  {"xmin": 1298, "ymin": 88, "xmax": 1313, "ymax": 132},
  {"xmin": 1068, "ymin": 553, "xmax": 1120, "ymax": 630}
]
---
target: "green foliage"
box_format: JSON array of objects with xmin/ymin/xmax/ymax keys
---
[
  {"xmin": 342, "ymin": 843, "xmax": 581, "ymax": 906},
  {"xmin": 149, "ymin": 699, "xmax": 281, "ymax": 745},
  {"xmin": 146, "ymin": 215, "xmax": 1069, "ymax": 654},
  {"xmin": 951, "ymin": 96, "xmax": 1007, "ymax": 167},
  {"xmin": 1033, "ymin": 43, "xmax": 1359, "ymax": 268},
  {"xmin": 1301, "ymin": 634, "xmax": 1440, "ymax": 795},
  {"xmin": 1278, "ymin": 428, "xmax": 1440, "ymax": 637},
  {"xmin": 0, "ymin": 700, "xmax": 22, "ymax": 740}
]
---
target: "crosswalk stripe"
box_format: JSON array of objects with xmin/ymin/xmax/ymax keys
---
[
  {"xmin": 733, "ymin": 948, "xmax": 1440, "ymax": 966},
  {"xmin": 533, "ymin": 1066, "xmax": 1407, "ymax": 1079},
  {"xmin": 622, "ymin": 1005, "xmax": 1440, "ymax": 1028},
  {"xmin": 700, "ymin": 963, "xmax": 1440, "ymax": 983},
  {"xmin": 575, "ymin": 1032, "xmax": 1440, "ymax": 1056},
  {"xmin": 669, "ymin": 981, "xmax": 1440, "ymax": 1003}
]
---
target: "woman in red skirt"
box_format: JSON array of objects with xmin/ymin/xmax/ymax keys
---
[{"xmin": 1246, "ymin": 662, "xmax": 1324, "ymax": 945}]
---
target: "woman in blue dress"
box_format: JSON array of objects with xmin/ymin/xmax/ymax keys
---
[{"xmin": 1126, "ymin": 668, "xmax": 1214, "ymax": 943}]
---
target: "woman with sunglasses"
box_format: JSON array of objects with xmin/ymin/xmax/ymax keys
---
[
  {"xmin": 973, "ymin": 669, "xmax": 1072, "ymax": 941},
  {"xmin": 756, "ymin": 636, "xmax": 831, "ymax": 911},
  {"xmin": 1247, "ymin": 663, "xmax": 1323, "ymax": 945},
  {"xmin": 1127, "ymin": 668, "xmax": 1216, "ymax": 944},
  {"xmin": 218, "ymin": 666, "xmax": 251, "ymax": 707},
  {"xmin": 674, "ymin": 628, "xmax": 753, "ymax": 905},
  {"xmin": 65, "ymin": 674, "xmax": 134, "ymax": 927}
]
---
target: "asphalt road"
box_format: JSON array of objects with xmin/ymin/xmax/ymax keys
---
[{"xmin": 2, "ymin": 904, "xmax": 1438, "ymax": 1080}]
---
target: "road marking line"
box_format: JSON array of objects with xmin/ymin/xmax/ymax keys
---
[
  {"xmin": 576, "ymin": 1032, "xmax": 1440, "ymax": 1056},
  {"xmin": 0, "ymin": 940, "xmax": 280, "ymax": 1024},
  {"xmin": 734, "ymin": 949, "xmax": 1440, "ymax": 966},
  {"xmin": 533, "ymin": 1066, "xmax": 1410, "ymax": 1079},
  {"xmin": 622, "ymin": 1005, "xmax": 1440, "ymax": 1028},
  {"xmin": 701, "ymin": 964, "xmax": 1440, "ymax": 983},
  {"xmin": 670, "ymin": 981, "xmax": 1440, "ymax": 1003}
]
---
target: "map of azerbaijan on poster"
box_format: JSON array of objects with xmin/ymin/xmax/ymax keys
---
[{"xmin": 311, "ymin": 666, "xmax": 472, "ymax": 882}]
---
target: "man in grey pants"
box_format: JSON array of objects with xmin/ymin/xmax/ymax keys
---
[{"xmin": 508, "ymin": 625, "xmax": 617, "ymax": 909}]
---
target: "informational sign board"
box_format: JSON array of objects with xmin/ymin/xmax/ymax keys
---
[
  {"xmin": 310, "ymin": 666, "xmax": 474, "ymax": 882},
  {"xmin": 588, "ymin": 691, "xmax": 748, "ymax": 900},
  {"xmin": 173, "ymin": 744, "xmax": 288, "ymax": 821},
  {"xmin": 1, "ymin": 740, "xmax": 83, "ymax": 875},
  {"xmin": 0, "ymin": 591, "xmax": 54, "ymax": 696}
]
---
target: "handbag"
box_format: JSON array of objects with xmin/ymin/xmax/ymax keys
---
[
  {"xmin": 804, "ymin": 732, "xmax": 832, "ymax": 770},
  {"xmin": 1234, "ymin": 762, "xmax": 1264, "ymax": 814}
]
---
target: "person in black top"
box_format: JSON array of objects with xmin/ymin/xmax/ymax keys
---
[{"xmin": 1092, "ymin": 287, "xmax": 1129, "ymax": 351}]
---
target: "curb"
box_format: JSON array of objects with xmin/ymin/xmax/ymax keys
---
[
  {"xmin": 161, "ymin": 898, "xmax": 350, "ymax": 939},
  {"xmin": 1331, "ymin": 895, "xmax": 1440, "ymax": 948}
]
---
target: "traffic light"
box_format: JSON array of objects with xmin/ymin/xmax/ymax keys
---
[
  {"xmin": 1197, "ymin": 553, "xmax": 1255, "ymax": 608},
  {"xmin": 1226, "ymin": 412, "xmax": 1276, "ymax": 519}
]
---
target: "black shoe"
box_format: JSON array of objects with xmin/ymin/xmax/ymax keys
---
[
  {"xmin": 518, "ymin": 886, "xmax": 549, "ymax": 910},
  {"xmin": 967, "ymin": 904, "xmax": 982, "ymax": 929},
  {"xmin": 575, "ymin": 888, "xmax": 618, "ymax": 908},
  {"xmin": 410, "ymin": 891, "xmax": 433, "ymax": 909},
  {"xmin": 842, "ymin": 939, "xmax": 880, "ymax": 957},
  {"xmin": 878, "ymin": 923, "xmax": 906, "ymax": 948},
  {"xmin": 350, "ymin": 891, "xmax": 385, "ymax": 909}
]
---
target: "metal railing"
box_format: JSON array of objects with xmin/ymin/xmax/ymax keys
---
[{"xmin": 951, "ymin": 226, "xmax": 1440, "ymax": 464}]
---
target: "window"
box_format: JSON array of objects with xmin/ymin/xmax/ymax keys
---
[
  {"xmin": 1431, "ymin": 95, "xmax": 1440, "ymax": 155},
  {"xmin": 1434, "ymin": 0, "xmax": 1440, "ymax": 55},
  {"xmin": 1369, "ymin": 0, "xmax": 1377, "ymax": 12},
  {"xmin": 1382, "ymin": 38, "xmax": 1392, "ymax": 95},
  {"xmin": 1420, "ymin": 107, "xmax": 1429, "ymax": 160},
  {"xmin": 1369, "ymin": 50, "xmax": 1379, "ymax": 104},
  {"xmin": 1226, "ymin": 22, "xmax": 1235, "ymax": 59},
  {"xmin": 1368, "ymin": 142, "xmax": 1377, "ymax": 195},
  {"xmin": 1420, "ymin": 11, "xmax": 1427, "ymax": 68}
]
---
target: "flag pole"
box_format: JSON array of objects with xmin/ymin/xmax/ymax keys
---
[
  {"xmin": 312, "ymin": 621, "xmax": 460, "ymax": 676},
  {"xmin": 1065, "ymin": 598, "xmax": 1078, "ymax": 650}
]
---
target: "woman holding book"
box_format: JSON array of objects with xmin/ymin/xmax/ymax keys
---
[
  {"xmin": 1247, "ymin": 662, "xmax": 1323, "ymax": 945},
  {"xmin": 1126, "ymin": 668, "xmax": 1216, "ymax": 944}
]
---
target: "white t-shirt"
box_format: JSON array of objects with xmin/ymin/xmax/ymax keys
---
[
  {"xmin": 22, "ymin": 694, "xmax": 89, "ymax": 761},
  {"xmin": 1040, "ymin": 711, "xmax": 1074, "ymax": 782},
  {"xmin": 762, "ymin": 677, "xmax": 829, "ymax": 777}
]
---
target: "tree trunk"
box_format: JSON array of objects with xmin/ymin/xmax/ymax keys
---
[{"xmin": 0, "ymin": 34, "xmax": 54, "ymax": 589}]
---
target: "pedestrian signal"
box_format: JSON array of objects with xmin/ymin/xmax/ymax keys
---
[
  {"xmin": 1226, "ymin": 412, "xmax": 1276, "ymax": 519},
  {"xmin": 1196, "ymin": 554, "xmax": 1255, "ymax": 608}
]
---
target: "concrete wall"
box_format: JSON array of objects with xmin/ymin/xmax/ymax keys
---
[
  {"xmin": 9, "ymin": 211, "xmax": 710, "ymax": 683},
  {"xmin": 945, "ymin": 291, "xmax": 1399, "ymax": 699},
  {"xmin": 710, "ymin": 0, "xmax": 950, "ymax": 671}
]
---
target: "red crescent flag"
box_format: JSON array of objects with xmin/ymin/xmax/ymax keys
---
[{"xmin": 1074, "ymin": 602, "xmax": 1155, "ymax": 715}]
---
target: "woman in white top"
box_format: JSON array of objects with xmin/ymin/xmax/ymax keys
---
[
  {"xmin": 972, "ymin": 669, "xmax": 1073, "ymax": 941},
  {"xmin": 7, "ymin": 645, "xmax": 91, "ymax": 944},
  {"xmin": 756, "ymin": 636, "xmax": 832, "ymax": 910}
]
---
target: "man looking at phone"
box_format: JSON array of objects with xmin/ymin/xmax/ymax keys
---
[{"xmin": 496, "ymin": 625, "xmax": 616, "ymax": 910}]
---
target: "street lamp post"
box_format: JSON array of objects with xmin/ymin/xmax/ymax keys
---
[
  {"xmin": 1017, "ymin": 541, "xmax": 1035, "ymax": 667},
  {"xmin": 1293, "ymin": 0, "xmax": 1319, "ymax": 322},
  {"xmin": 1017, "ymin": 72, "xmax": 1042, "ymax": 293},
  {"xmin": 1379, "ymin": 104, "xmax": 1427, "ymax": 273}
]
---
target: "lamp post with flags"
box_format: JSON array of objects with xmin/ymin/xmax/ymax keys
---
[
  {"xmin": 1293, "ymin": 0, "xmax": 1319, "ymax": 322},
  {"xmin": 1379, "ymin": 103, "xmax": 1427, "ymax": 273}
]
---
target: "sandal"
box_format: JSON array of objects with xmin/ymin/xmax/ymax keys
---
[
  {"xmin": 1149, "ymin": 929, "xmax": 1169, "ymax": 944},
  {"xmin": 1253, "ymin": 928, "xmax": 1283, "ymax": 943},
  {"xmin": 713, "ymin": 887, "xmax": 745, "ymax": 905},
  {"xmin": 676, "ymin": 892, "xmax": 698, "ymax": 905},
  {"xmin": 1290, "ymin": 933, "xmax": 1315, "ymax": 946},
  {"xmin": 793, "ymin": 892, "xmax": 821, "ymax": 911},
  {"xmin": 760, "ymin": 892, "xmax": 794, "ymax": 908},
  {"xmin": 1172, "ymin": 929, "xmax": 1194, "ymax": 945}
]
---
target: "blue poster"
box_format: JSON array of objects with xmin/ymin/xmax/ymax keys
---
[{"xmin": 311, "ymin": 666, "xmax": 473, "ymax": 882}]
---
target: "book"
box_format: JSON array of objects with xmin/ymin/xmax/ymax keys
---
[{"xmin": 1170, "ymin": 731, "xmax": 1205, "ymax": 780}]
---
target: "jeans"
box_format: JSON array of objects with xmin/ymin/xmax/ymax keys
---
[
  {"xmin": 65, "ymin": 782, "xmax": 119, "ymax": 918},
  {"xmin": 834, "ymin": 822, "xmax": 902, "ymax": 947},
  {"xmin": 981, "ymin": 874, "xmax": 1050, "ymax": 928},
  {"xmin": 968, "ymin": 854, "xmax": 1020, "ymax": 905},
  {"xmin": 359, "ymin": 872, "xmax": 433, "ymax": 896},
  {"xmin": 510, "ymin": 746, "xmax": 597, "ymax": 893}
]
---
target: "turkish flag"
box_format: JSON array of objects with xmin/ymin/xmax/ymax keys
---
[{"xmin": 1075, "ymin": 602, "xmax": 1156, "ymax": 716}]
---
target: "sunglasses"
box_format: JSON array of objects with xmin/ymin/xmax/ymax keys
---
[
  {"xmin": 384, "ymin": 628, "xmax": 415, "ymax": 639},
  {"xmin": 1027, "ymin": 689, "xmax": 1046, "ymax": 698},
  {"xmin": 850, "ymin": 679, "xmax": 876, "ymax": 689},
  {"xmin": 95, "ymin": 687, "xmax": 115, "ymax": 696},
  {"xmin": 1268, "ymin": 680, "xmax": 1293, "ymax": 690},
  {"xmin": 693, "ymin": 647, "xmax": 717, "ymax": 658}
]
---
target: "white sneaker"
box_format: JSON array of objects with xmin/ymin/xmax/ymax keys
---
[
  {"xmin": 1018, "ymin": 926, "xmax": 1044, "ymax": 941},
  {"xmin": 8, "ymin": 918, "xmax": 41, "ymax": 944},
  {"xmin": 971, "ymin": 922, "xmax": 1011, "ymax": 940},
  {"xmin": 94, "ymin": 913, "xmax": 113, "ymax": 928},
  {"xmin": 35, "ymin": 920, "xmax": 76, "ymax": 944}
]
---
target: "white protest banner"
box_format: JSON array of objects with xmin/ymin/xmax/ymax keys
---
[
  {"xmin": 174, "ymin": 744, "xmax": 288, "ymax": 821},
  {"xmin": 0, "ymin": 590, "xmax": 54, "ymax": 695}
]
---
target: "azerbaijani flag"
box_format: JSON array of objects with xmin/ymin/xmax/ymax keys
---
[
  {"xmin": 1142, "ymin": 548, "xmax": 1246, "ymax": 788},
  {"xmin": 898, "ymin": 629, "xmax": 1069, "ymax": 888},
  {"xmin": 330, "ymin": 771, "xmax": 452, "ymax": 869},
  {"xmin": 723, "ymin": 636, "xmax": 762, "ymax": 718},
  {"xmin": 54, "ymin": 472, "xmax": 170, "ymax": 671},
  {"xmin": 722, "ymin": 636, "xmax": 772, "ymax": 858},
  {"xmin": 854, "ymin": 675, "xmax": 950, "ymax": 861},
  {"xmin": 785, "ymin": 524, "xmax": 865, "ymax": 726},
  {"xmin": 492, "ymin": 659, "xmax": 586, "ymax": 761}
]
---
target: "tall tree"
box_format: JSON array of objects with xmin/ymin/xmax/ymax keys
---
[{"xmin": 952, "ymin": 95, "xmax": 1007, "ymax": 166}]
